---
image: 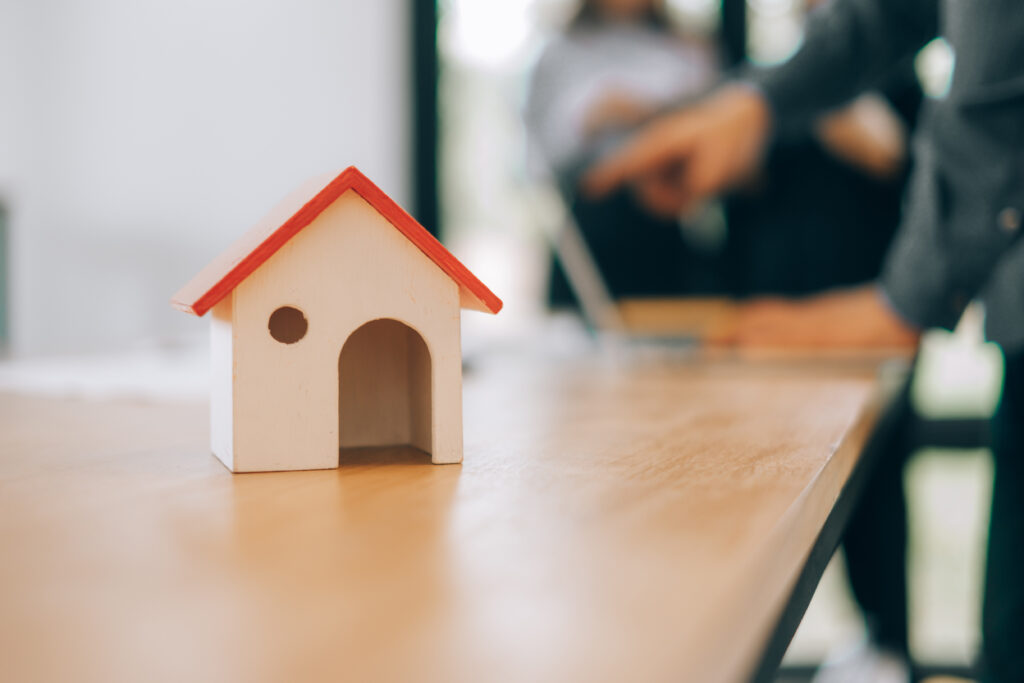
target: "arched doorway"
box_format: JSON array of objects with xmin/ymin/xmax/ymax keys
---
[{"xmin": 338, "ymin": 318, "xmax": 432, "ymax": 459}]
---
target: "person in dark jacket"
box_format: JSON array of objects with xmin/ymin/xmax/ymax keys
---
[{"xmin": 582, "ymin": 1, "xmax": 1024, "ymax": 681}]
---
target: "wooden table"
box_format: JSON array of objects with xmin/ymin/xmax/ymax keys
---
[{"xmin": 0, "ymin": 354, "xmax": 904, "ymax": 683}]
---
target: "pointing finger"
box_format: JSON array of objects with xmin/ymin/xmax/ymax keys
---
[{"xmin": 580, "ymin": 117, "xmax": 696, "ymax": 197}]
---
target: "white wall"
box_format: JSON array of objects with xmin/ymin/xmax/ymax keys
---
[{"xmin": 0, "ymin": 0, "xmax": 410, "ymax": 356}]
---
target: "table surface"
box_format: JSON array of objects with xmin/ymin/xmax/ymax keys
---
[{"xmin": 0, "ymin": 353, "xmax": 897, "ymax": 683}]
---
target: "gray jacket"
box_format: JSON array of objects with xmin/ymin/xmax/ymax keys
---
[{"xmin": 751, "ymin": 0, "xmax": 1024, "ymax": 350}]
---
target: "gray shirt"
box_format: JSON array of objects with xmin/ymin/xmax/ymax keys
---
[
  {"xmin": 525, "ymin": 23, "xmax": 717, "ymax": 177},
  {"xmin": 749, "ymin": 0, "xmax": 1024, "ymax": 350}
]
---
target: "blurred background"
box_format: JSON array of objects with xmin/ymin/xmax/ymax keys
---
[{"xmin": 0, "ymin": 0, "xmax": 1002, "ymax": 679}]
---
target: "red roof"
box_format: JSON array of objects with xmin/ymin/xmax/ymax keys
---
[{"xmin": 171, "ymin": 166, "xmax": 503, "ymax": 317}]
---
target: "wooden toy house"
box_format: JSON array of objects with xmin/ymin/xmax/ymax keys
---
[{"xmin": 171, "ymin": 167, "xmax": 502, "ymax": 472}]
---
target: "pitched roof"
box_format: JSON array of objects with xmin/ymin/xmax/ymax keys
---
[{"xmin": 171, "ymin": 166, "xmax": 503, "ymax": 317}]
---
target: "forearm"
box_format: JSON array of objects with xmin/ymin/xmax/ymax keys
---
[
  {"xmin": 746, "ymin": 0, "xmax": 938, "ymax": 127},
  {"xmin": 815, "ymin": 93, "xmax": 908, "ymax": 179}
]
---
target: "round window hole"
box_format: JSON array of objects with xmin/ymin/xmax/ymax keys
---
[{"xmin": 268, "ymin": 306, "xmax": 308, "ymax": 344}]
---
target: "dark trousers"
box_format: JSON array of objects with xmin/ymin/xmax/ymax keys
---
[
  {"xmin": 548, "ymin": 190, "xmax": 727, "ymax": 307},
  {"xmin": 983, "ymin": 349, "xmax": 1024, "ymax": 682},
  {"xmin": 843, "ymin": 348, "xmax": 1024, "ymax": 682}
]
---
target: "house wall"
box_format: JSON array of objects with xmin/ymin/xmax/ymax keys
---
[
  {"xmin": 0, "ymin": 0, "xmax": 410, "ymax": 356},
  {"xmin": 209, "ymin": 297, "xmax": 234, "ymax": 470},
  {"xmin": 224, "ymin": 191, "xmax": 462, "ymax": 472}
]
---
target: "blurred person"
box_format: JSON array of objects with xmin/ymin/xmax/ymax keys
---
[
  {"xmin": 524, "ymin": 0, "xmax": 724, "ymax": 306},
  {"xmin": 725, "ymin": 0, "xmax": 920, "ymax": 297},
  {"xmin": 725, "ymin": 78, "xmax": 919, "ymax": 297},
  {"xmin": 722, "ymin": 0, "xmax": 920, "ymax": 299},
  {"xmin": 583, "ymin": 1, "xmax": 1024, "ymax": 682}
]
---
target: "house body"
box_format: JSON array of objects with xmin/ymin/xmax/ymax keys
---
[{"xmin": 172, "ymin": 167, "xmax": 501, "ymax": 473}]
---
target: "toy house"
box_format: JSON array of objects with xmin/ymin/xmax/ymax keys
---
[{"xmin": 171, "ymin": 167, "xmax": 502, "ymax": 472}]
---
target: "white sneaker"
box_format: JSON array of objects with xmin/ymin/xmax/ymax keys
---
[{"xmin": 811, "ymin": 641, "xmax": 911, "ymax": 683}]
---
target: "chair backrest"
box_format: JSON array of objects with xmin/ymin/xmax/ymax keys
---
[{"xmin": 527, "ymin": 180, "xmax": 626, "ymax": 335}]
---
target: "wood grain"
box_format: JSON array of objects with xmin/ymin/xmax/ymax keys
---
[
  {"xmin": 0, "ymin": 356, "xmax": 897, "ymax": 683},
  {"xmin": 618, "ymin": 297, "xmax": 917, "ymax": 361}
]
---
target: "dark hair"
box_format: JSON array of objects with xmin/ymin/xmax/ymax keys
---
[{"xmin": 568, "ymin": 0, "xmax": 672, "ymax": 32}]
